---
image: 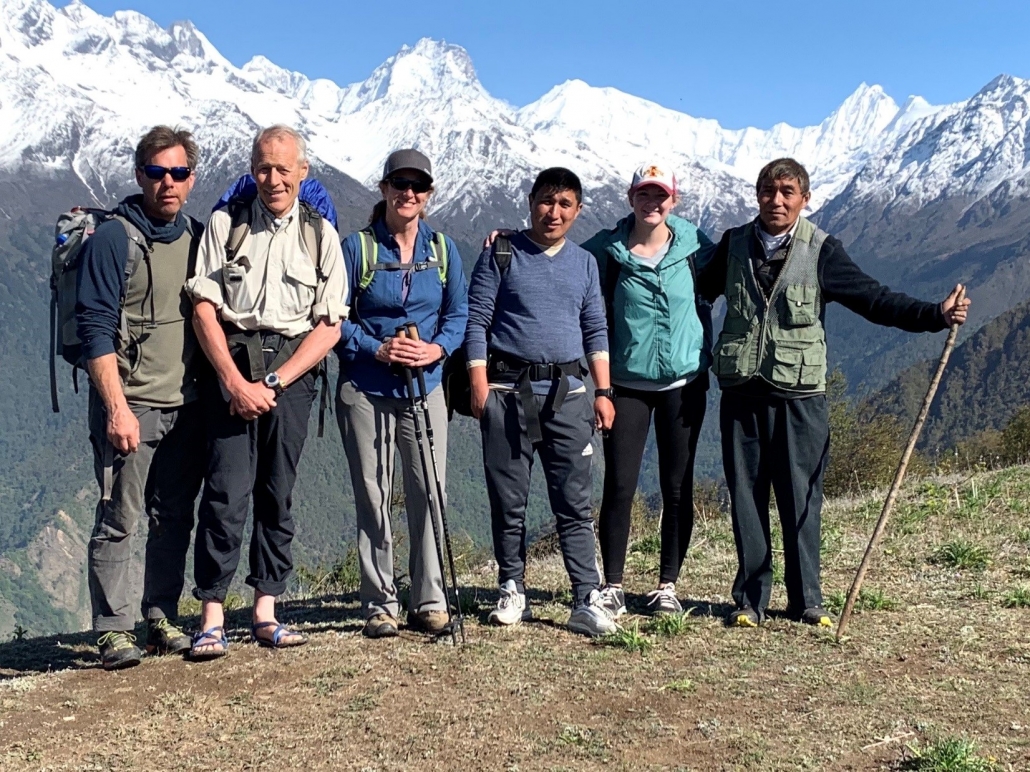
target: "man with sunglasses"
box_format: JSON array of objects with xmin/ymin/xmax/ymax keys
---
[{"xmin": 75, "ymin": 125, "xmax": 206, "ymax": 669}]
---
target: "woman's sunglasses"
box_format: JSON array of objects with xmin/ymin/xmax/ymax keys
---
[
  {"xmin": 140, "ymin": 165, "xmax": 192, "ymax": 182},
  {"xmin": 387, "ymin": 177, "xmax": 432, "ymax": 194}
]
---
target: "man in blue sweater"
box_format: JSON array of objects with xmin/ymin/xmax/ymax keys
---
[
  {"xmin": 76, "ymin": 126, "xmax": 205, "ymax": 669},
  {"xmin": 465, "ymin": 167, "xmax": 618, "ymax": 637}
]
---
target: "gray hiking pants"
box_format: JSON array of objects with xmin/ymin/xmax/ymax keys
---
[
  {"xmin": 87, "ymin": 389, "xmax": 204, "ymax": 632},
  {"xmin": 480, "ymin": 389, "xmax": 600, "ymax": 606},
  {"xmin": 337, "ymin": 379, "xmax": 447, "ymax": 619}
]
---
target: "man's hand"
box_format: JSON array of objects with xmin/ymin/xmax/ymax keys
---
[
  {"xmin": 469, "ymin": 365, "xmax": 490, "ymax": 419},
  {"xmin": 594, "ymin": 397, "xmax": 615, "ymax": 433},
  {"xmin": 228, "ymin": 380, "xmax": 277, "ymax": 421},
  {"xmin": 482, "ymin": 228, "xmax": 515, "ymax": 249},
  {"xmin": 376, "ymin": 337, "xmax": 443, "ymax": 368},
  {"xmin": 107, "ymin": 403, "xmax": 140, "ymax": 454},
  {"xmin": 941, "ymin": 284, "xmax": 971, "ymax": 327}
]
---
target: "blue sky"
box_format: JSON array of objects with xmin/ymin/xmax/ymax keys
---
[{"xmin": 68, "ymin": 0, "xmax": 1030, "ymax": 129}]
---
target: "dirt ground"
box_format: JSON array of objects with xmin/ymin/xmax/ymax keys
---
[{"xmin": 2, "ymin": 467, "xmax": 1029, "ymax": 771}]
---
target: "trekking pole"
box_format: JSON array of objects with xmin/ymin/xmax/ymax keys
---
[
  {"xmin": 395, "ymin": 326, "xmax": 462, "ymax": 645},
  {"xmin": 402, "ymin": 323, "xmax": 466, "ymax": 644},
  {"xmin": 836, "ymin": 288, "xmax": 965, "ymax": 641}
]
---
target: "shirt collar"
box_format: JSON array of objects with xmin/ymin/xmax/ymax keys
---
[
  {"xmin": 371, "ymin": 217, "xmax": 434, "ymax": 257},
  {"xmin": 257, "ymin": 196, "xmax": 299, "ymax": 230},
  {"xmin": 754, "ymin": 216, "xmax": 800, "ymax": 258}
]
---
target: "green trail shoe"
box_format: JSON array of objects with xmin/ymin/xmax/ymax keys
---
[
  {"xmin": 146, "ymin": 618, "xmax": 192, "ymax": 655},
  {"xmin": 97, "ymin": 631, "xmax": 143, "ymax": 671}
]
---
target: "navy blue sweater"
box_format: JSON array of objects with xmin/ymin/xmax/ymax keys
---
[
  {"xmin": 75, "ymin": 196, "xmax": 197, "ymax": 360},
  {"xmin": 465, "ymin": 232, "xmax": 608, "ymax": 393}
]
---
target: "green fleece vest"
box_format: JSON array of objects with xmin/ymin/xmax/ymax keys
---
[
  {"xmin": 118, "ymin": 228, "xmax": 199, "ymax": 407},
  {"xmin": 712, "ymin": 217, "xmax": 829, "ymax": 393}
]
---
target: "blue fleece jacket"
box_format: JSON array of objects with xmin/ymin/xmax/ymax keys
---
[
  {"xmin": 75, "ymin": 196, "xmax": 198, "ymax": 360},
  {"xmin": 464, "ymin": 231, "xmax": 608, "ymax": 393},
  {"xmin": 335, "ymin": 218, "xmax": 468, "ymax": 399}
]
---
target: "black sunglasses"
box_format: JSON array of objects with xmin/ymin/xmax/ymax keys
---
[
  {"xmin": 140, "ymin": 165, "xmax": 192, "ymax": 182},
  {"xmin": 387, "ymin": 177, "xmax": 432, "ymax": 194}
]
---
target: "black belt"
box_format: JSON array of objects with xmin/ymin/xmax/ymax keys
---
[
  {"xmin": 222, "ymin": 323, "xmax": 329, "ymax": 437},
  {"xmin": 488, "ymin": 352, "xmax": 582, "ymax": 443}
]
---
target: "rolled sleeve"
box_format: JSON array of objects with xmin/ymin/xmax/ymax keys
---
[
  {"xmin": 185, "ymin": 209, "xmax": 230, "ymax": 308},
  {"xmin": 311, "ymin": 219, "xmax": 349, "ymax": 324}
]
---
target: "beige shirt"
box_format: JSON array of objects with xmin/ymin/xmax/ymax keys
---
[{"xmin": 186, "ymin": 198, "xmax": 348, "ymax": 336}]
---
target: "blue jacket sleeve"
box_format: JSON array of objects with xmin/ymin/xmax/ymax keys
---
[
  {"xmin": 464, "ymin": 247, "xmax": 500, "ymax": 361},
  {"xmin": 580, "ymin": 252, "xmax": 609, "ymax": 356},
  {"xmin": 76, "ymin": 219, "xmax": 130, "ymax": 361},
  {"xmin": 338, "ymin": 233, "xmax": 382, "ymax": 363},
  {"xmin": 430, "ymin": 237, "xmax": 469, "ymax": 356}
]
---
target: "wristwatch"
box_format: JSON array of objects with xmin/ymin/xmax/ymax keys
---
[
  {"xmin": 263, "ymin": 371, "xmax": 286, "ymax": 398},
  {"xmin": 594, "ymin": 387, "xmax": 616, "ymax": 401}
]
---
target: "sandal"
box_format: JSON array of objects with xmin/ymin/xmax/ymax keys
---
[
  {"xmin": 189, "ymin": 626, "xmax": 228, "ymax": 661},
  {"xmin": 251, "ymin": 621, "xmax": 307, "ymax": 649}
]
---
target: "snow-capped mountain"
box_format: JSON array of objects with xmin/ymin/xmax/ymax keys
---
[{"xmin": 1, "ymin": 0, "xmax": 1028, "ymax": 248}]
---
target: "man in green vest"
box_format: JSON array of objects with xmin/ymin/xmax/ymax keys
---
[{"xmin": 697, "ymin": 158, "xmax": 970, "ymax": 628}]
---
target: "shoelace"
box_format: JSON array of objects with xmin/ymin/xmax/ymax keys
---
[
  {"xmin": 646, "ymin": 584, "xmax": 677, "ymax": 607},
  {"xmin": 97, "ymin": 631, "xmax": 137, "ymax": 650},
  {"xmin": 497, "ymin": 589, "xmax": 518, "ymax": 610},
  {"xmin": 589, "ymin": 591, "xmax": 617, "ymax": 621},
  {"xmin": 152, "ymin": 618, "xmax": 184, "ymax": 636},
  {"xmin": 599, "ymin": 585, "xmax": 621, "ymax": 603}
]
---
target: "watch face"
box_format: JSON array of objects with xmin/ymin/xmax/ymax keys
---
[{"xmin": 264, "ymin": 373, "xmax": 280, "ymax": 388}]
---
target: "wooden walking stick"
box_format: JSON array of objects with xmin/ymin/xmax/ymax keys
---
[{"xmin": 836, "ymin": 287, "xmax": 966, "ymax": 641}]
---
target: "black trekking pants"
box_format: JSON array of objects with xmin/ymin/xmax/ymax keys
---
[
  {"xmin": 192, "ymin": 361, "xmax": 317, "ymax": 602},
  {"xmin": 597, "ymin": 376, "xmax": 707, "ymax": 586},
  {"xmin": 720, "ymin": 390, "xmax": 828, "ymax": 613}
]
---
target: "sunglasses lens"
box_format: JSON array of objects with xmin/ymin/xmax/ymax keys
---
[
  {"xmin": 389, "ymin": 177, "xmax": 430, "ymax": 194},
  {"xmin": 142, "ymin": 165, "xmax": 191, "ymax": 182}
]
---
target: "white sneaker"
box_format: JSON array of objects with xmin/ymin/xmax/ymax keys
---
[
  {"xmin": 598, "ymin": 584, "xmax": 627, "ymax": 617},
  {"xmin": 645, "ymin": 583, "xmax": 682, "ymax": 615},
  {"xmin": 487, "ymin": 580, "xmax": 530, "ymax": 626},
  {"xmin": 567, "ymin": 589, "xmax": 619, "ymax": 637}
]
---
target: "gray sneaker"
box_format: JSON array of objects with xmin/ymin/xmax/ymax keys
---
[
  {"xmin": 487, "ymin": 580, "xmax": 531, "ymax": 626},
  {"xmin": 645, "ymin": 584, "xmax": 682, "ymax": 615},
  {"xmin": 567, "ymin": 589, "xmax": 619, "ymax": 637},
  {"xmin": 598, "ymin": 584, "xmax": 627, "ymax": 617}
]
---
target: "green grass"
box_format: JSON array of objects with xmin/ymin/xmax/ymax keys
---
[
  {"xmin": 661, "ymin": 677, "xmax": 696, "ymax": 694},
  {"xmin": 930, "ymin": 539, "xmax": 991, "ymax": 571},
  {"xmin": 598, "ymin": 621, "xmax": 653, "ymax": 654},
  {"xmin": 825, "ymin": 587, "xmax": 900, "ymax": 614},
  {"xmin": 647, "ymin": 611, "xmax": 694, "ymax": 637},
  {"xmin": 1000, "ymin": 586, "xmax": 1030, "ymax": 608},
  {"xmin": 629, "ymin": 533, "xmax": 661, "ymax": 555},
  {"xmin": 902, "ymin": 737, "xmax": 998, "ymax": 771}
]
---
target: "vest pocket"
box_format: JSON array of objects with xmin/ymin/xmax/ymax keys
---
[
  {"xmin": 783, "ymin": 284, "xmax": 817, "ymax": 327},
  {"xmin": 713, "ymin": 333, "xmax": 751, "ymax": 379},
  {"xmin": 800, "ymin": 343, "xmax": 826, "ymax": 387},
  {"xmin": 770, "ymin": 341, "xmax": 804, "ymax": 386}
]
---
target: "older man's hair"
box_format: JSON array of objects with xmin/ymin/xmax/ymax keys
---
[
  {"xmin": 135, "ymin": 126, "xmax": 199, "ymax": 170},
  {"xmin": 755, "ymin": 158, "xmax": 810, "ymax": 196},
  {"xmin": 251, "ymin": 125, "xmax": 308, "ymax": 166}
]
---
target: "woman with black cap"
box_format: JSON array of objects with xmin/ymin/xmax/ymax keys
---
[{"xmin": 335, "ymin": 149, "xmax": 468, "ymax": 639}]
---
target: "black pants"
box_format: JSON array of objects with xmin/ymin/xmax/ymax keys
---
[
  {"xmin": 720, "ymin": 391, "xmax": 828, "ymax": 613},
  {"xmin": 193, "ymin": 364, "xmax": 317, "ymax": 602},
  {"xmin": 598, "ymin": 377, "xmax": 707, "ymax": 586},
  {"xmin": 480, "ymin": 389, "xmax": 600, "ymax": 606}
]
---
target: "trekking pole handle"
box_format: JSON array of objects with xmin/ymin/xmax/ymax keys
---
[{"xmin": 404, "ymin": 322, "xmax": 421, "ymax": 342}]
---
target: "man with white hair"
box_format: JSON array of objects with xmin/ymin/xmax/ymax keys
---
[{"xmin": 185, "ymin": 125, "xmax": 348, "ymax": 658}]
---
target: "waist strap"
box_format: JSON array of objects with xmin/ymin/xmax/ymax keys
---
[{"xmin": 488, "ymin": 353, "xmax": 582, "ymax": 443}]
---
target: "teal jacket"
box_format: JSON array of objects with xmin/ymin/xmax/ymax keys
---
[{"xmin": 581, "ymin": 214, "xmax": 714, "ymax": 386}]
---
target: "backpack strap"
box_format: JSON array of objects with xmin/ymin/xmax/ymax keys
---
[
  {"xmin": 493, "ymin": 236, "xmax": 513, "ymax": 274},
  {"xmin": 224, "ymin": 198, "xmax": 252, "ymax": 264},
  {"xmin": 298, "ymin": 201, "xmax": 327, "ymax": 281},
  {"xmin": 112, "ymin": 215, "xmax": 155, "ymax": 329},
  {"xmin": 356, "ymin": 227, "xmax": 449, "ymax": 293},
  {"xmin": 429, "ymin": 231, "xmax": 448, "ymax": 285}
]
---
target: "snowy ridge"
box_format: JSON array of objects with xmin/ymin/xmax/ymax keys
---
[{"xmin": 0, "ymin": 0, "xmax": 1027, "ymax": 232}]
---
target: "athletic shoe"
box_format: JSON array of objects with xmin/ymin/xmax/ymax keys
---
[
  {"xmin": 598, "ymin": 584, "xmax": 627, "ymax": 617},
  {"xmin": 145, "ymin": 618, "xmax": 191, "ymax": 655},
  {"xmin": 726, "ymin": 606, "xmax": 765, "ymax": 628},
  {"xmin": 363, "ymin": 613, "xmax": 399, "ymax": 639},
  {"xmin": 408, "ymin": 609, "xmax": 450, "ymax": 634},
  {"xmin": 97, "ymin": 631, "xmax": 143, "ymax": 671},
  {"xmin": 487, "ymin": 580, "xmax": 530, "ymax": 626},
  {"xmin": 799, "ymin": 606, "xmax": 833, "ymax": 628},
  {"xmin": 645, "ymin": 584, "xmax": 682, "ymax": 615},
  {"xmin": 567, "ymin": 589, "xmax": 619, "ymax": 637}
]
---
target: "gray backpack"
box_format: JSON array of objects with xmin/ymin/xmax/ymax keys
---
[{"xmin": 49, "ymin": 208, "xmax": 151, "ymax": 412}]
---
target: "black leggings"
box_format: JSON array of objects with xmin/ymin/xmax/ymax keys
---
[{"xmin": 598, "ymin": 377, "xmax": 707, "ymax": 585}]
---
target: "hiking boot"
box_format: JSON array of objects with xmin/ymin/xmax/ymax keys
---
[
  {"xmin": 487, "ymin": 580, "xmax": 530, "ymax": 626},
  {"xmin": 645, "ymin": 584, "xmax": 682, "ymax": 615},
  {"xmin": 408, "ymin": 609, "xmax": 451, "ymax": 634},
  {"xmin": 363, "ymin": 614, "xmax": 399, "ymax": 639},
  {"xmin": 146, "ymin": 618, "xmax": 191, "ymax": 656},
  {"xmin": 97, "ymin": 631, "xmax": 143, "ymax": 671},
  {"xmin": 567, "ymin": 589, "xmax": 619, "ymax": 637},
  {"xmin": 726, "ymin": 606, "xmax": 765, "ymax": 628},
  {"xmin": 598, "ymin": 584, "xmax": 627, "ymax": 617},
  {"xmin": 799, "ymin": 606, "xmax": 833, "ymax": 628}
]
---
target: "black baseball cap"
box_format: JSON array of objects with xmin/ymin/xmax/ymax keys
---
[{"xmin": 382, "ymin": 148, "xmax": 433, "ymax": 183}]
